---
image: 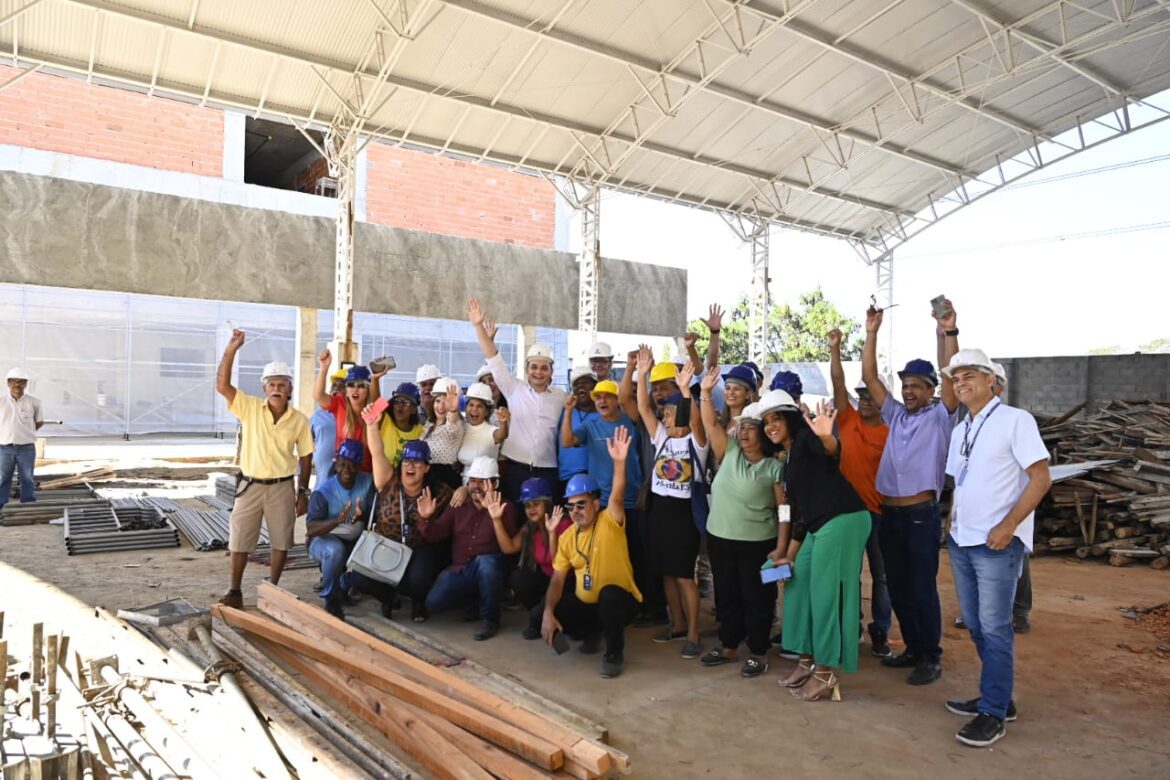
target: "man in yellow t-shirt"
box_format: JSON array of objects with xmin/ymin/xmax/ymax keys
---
[
  {"xmin": 216, "ymin": 329, "xmax": 314, "ymax": 609},
  {"xmin": 542, "ymin": 426, "xmax": 641, "ymax": 678}
]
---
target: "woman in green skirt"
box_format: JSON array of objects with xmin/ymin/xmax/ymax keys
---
[{"xmin": 757, "ymin": 389, "xmax": 872, "ymax": 702}]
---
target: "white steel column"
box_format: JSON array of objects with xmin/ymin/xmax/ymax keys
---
[
  {"xmin": 875, "ymin": 253, "xmax": 895, "ymax": 382},
  {"xmin": 327, "ymin": 127, "xmax": 359, "ymax": 364},
  {"xmin": 747, "ymin": 221, "xmax": 770, "ymax": 364},
  {"xmin": 577, "ymin": 185, "xmax": 601, "ymax": 338}
]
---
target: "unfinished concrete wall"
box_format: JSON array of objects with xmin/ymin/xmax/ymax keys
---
[
  {"xmin": 998, "ymin": 354, "xmax": 1170, "ymax": 416},
  {"xmin": 0, "ymin": 171, "xmax": 686, "ymax": 336}
]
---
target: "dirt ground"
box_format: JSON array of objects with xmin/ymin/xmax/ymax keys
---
[{"xmin": 4, "ymin": 514, "xmax": 1169, "ymax": 778}]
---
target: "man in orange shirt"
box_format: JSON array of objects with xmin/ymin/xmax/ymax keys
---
[{"xmin": 829, "ymin": 328, "xmax": 892, "ymax": 657}]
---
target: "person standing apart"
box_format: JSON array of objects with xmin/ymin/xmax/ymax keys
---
[
  {"xmin": 215, "ymin": 329, "xmax": 313, "ymax": 608},
  {"xmin": 940, "ymin": 349, "xmax": 1050, "ymax": 746},
  {"xmin": 0, "ymin": 367, "xmax": 43, "ymax": 509}
]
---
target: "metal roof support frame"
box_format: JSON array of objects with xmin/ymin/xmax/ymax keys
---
[
  {"xmin": 874, "ymin": 253, "xmax": 894, "ymax": 384},
  {"xmin": 577, "ymin": 184, "xmax": 601, "ymax": 339},
  {"xmin": 722, "ymin": 212, "xmax": 771, "ymax": 363}
]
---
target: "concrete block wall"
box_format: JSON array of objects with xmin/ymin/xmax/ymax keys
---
[
  {"xmin": 999, "ymin": 354, "xmax": 1170, "ymax": 416},
  {"xmin": 0, "ymin": 65, "xmax": 223, "ymax": 176}
]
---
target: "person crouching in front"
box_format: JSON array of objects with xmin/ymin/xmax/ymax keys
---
[{"xmin": 305, "ymin": 439, "xmax": 374, "ymax": 618}]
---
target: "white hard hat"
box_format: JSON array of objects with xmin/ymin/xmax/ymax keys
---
[
  {"xmin": 587, "ymin": 341, "xmax": 613, "ymax": 359},
  {"xmin": 431, "ymin": 376, "xmax": 458, "ymax": 396},
  {"xmin": 475, "ymin": 364, "xmax": 492, "ymax": 381},
  {"xmin": 942, "ymin": 348, "xmax": 996, "ymax": 378},
  {"xmin": 525, "ymin": 343, "xmax": 554, "ymax": 364},
  {"xmin": 757, "ymin": 389, "xmax": 799, "ymax": 416},
  {"xmin": 416, "ymin": 364, "xmax": 442, "ymax": 383},
  {"xmin": 465, "ymin": 382, "xmax": 494, "ymax": 404},
  {"xmin": 261, "ymin": 361, "xmax": 293, "ymax": 382},
  {"xmin": 569, "ymin": 365, "xmax": 595, "ymax": 385},
  {"xmin": 466, "ymin": 456, "xmax": 500, "ymax": 480},
  {"xmin": 991, "ymin": 361, "xmax": 1007, "ymax": 383},
  {"xmin": 6, "ymin": 367, "xmax": 29, "ymax": 381},
  {"xmin": 736, "ymin": 402, "xmax": 763, "ymax": 424}
]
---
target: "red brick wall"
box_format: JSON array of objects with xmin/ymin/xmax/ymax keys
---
[
  {"xmin": 291, "ymin": 156, "xmax": 331, "ymax": 194},
  {"xmin": 0, "ymin": 65, "xmax": 223, "ymax": 176},
  {"xmin": 366, "ymin": 143, "xmax": 555, "ymax": 248}
]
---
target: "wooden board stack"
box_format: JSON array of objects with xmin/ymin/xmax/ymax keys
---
[{"xmin": 1036, "ymin": 401, "xmax": 1170, "ymax": 568}]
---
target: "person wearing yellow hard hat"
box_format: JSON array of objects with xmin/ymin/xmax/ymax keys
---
[{"xmin": 309, "ymin": 367, "xmax": 348, "ymax": 485}]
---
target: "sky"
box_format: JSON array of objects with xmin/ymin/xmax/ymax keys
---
[{"xmin": 564, "ymin": 89, "xmax": 1170, "ymax": 372}]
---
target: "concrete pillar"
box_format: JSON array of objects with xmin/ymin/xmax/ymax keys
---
[
  {"xmin": 222, "ymin": 110, "xmax": 246, "ymax": 183},
  {"xmin": 295, "ymin": 307, "xmax": 318, "ymax": 415}
]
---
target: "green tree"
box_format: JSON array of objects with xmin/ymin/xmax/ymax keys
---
[
  {"xmin": 1139, "ymin": 338, "xmax": 1170, "ymax": 354},
  {"xmin": 687, "ymin": 287, "xmax": 862, "ymax": 364}
]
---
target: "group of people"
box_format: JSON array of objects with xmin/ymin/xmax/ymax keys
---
[{"xmin": 215, "ymin": 295, "xmax": 1050, "ymax": 748}]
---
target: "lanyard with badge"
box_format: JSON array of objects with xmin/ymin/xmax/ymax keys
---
[
  {"xmin": 956, "ymin": 400, "xmax": 1001, "ymax": 486},
  {"xmin": 574, "ymin": 524, "xmax": 598, "ymax": 591}
]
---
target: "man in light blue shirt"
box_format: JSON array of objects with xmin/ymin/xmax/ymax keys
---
[{"xmin": 310, "ymin": 369, "xmax": 346, "ymax": 485}]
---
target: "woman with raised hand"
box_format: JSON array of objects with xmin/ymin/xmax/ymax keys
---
[
  {"xmin": 636, "ymin": 347, "xmax": 708, "ymax": 661},
  {"xmin": 313, "ymin": 349, "xmax": 374, "ymax": 471},
  {"xmin": 422, "ymin": 378, "xmax": 466, "ymax": 490},
  {"xmin": 697, "ymin": 367, "xmax": 788, "ymax": 678},
  {"xmin": 458, "ymin": 382, "xmax": 510, "ymax": 481},
  {"xmin": 758, "ymin": 391, "xmax": 871, "ymax": 702}
]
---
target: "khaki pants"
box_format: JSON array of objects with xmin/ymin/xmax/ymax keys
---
[{"xmin": 228, "ymin": 479, "xmax": 296, "ymax": 553}]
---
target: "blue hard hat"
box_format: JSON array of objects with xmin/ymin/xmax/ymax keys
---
[
  {"xmin": 742, "ymin": 361, "xmax": 763, "ymax": 383},
  {"xmin": 346, "ymin": 366, "xmax": 372, "ymax": 384},
  {"xmin": 392, "ymin": 382, "xmax": 420, "ymax": 405},
  {"xmin": 401, "ymin": 440, "xmax": 431, "ymax": 463},
  {"xmin": 564, "ymin": 473, "xmax": 601, "ymax": 499},
  {"xmin": 519, "ymin": 477, "xmax": 553, "ymax": 504},
  {"xmin": 336, "ymin": 438, "xmax": 364, "ymax": 464},
  {"xmin": 898, "ymin": 359, "xmax": 939, "ymax": 387},
  {"xmin": 663, "ymin": 390, "xmax": 685, "ymax": 407},
  {"xmin": 769, "ymin": 370, "xmax": 803, "ymax": 396},
  {"xmin": 722, "ymin": 364, "xmax": 756, "ymax": 389}
]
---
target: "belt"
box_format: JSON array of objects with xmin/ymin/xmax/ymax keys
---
[
  {"xmin": 241, "ymin": 474, "xmax": 295, "ymax": 485},
  {"xmin": 882, "ymin": 498, "xmax": 938, "ymax": 512}
]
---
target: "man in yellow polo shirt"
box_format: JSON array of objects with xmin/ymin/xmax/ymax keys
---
[
  {"xmin": 542, "ymin": 426, "xmax": 641, "ymax": 678},
  {"xmin": 216, "ymin": 328, "xmax": 314, "ymax": 608}
]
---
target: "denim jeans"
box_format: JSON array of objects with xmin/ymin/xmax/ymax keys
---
[
  {"xmin": 307, "ymin": 534, "xmax": 356, "ymax": 600},
  {"xmin": 865, "ymin": 511, "xmax": 893, "ymax": 635},
  {"xmin": 880, "ymin": 501, "xmax": 942, "ymax": 662},
  {"xmin": 948, "ymin": 535, "xmax": 1025, "ymax": 720},
  {"xmin": 0, "ymin": 443, "xmax": 37, "ymax": 508},
  {"xmin": 425, "ymin": 552, "xmax": 508, "ymax": 623}
]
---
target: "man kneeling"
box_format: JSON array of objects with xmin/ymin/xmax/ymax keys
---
[
  {"xmin": 542, "ymin": 426, "xmax": 641, "ymax": 678},
  {"xmin": 306, "ymin": 439, "xmax": 374, "ymax": 618}
]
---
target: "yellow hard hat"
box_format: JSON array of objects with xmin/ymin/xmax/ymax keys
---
[
  {"xmin": 649, "ymin": 362, "xmax": 678, "ymax": 384},
  {"xmin": 330, "ymin": 368, "xmax": 347, "ymax": 381},
  {"xmin": 591, "ymin": 380, "xmax": 619, "ymax": 398}
]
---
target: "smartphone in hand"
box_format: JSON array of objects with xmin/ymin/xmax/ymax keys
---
[
  {"xmin": 930, "ymin": 295, "xmax": 952, "ymax": 319},
  {"xmin": 361, "ymin": 396, "xmax": 390, "ymax": 425},
  {"xmin": 552, "ymin": 629, "xmax": 571, "ymax": 655}
]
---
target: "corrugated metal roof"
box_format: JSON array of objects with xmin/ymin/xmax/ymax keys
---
[{"xmin": 1, "ymin": 0, "xmax": 1167, "ymax": 258}]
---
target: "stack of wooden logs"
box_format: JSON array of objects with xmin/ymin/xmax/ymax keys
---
[
  {"xmin": 211, "ymin": 582, "xmax": 630, "ymax": 779},
  {"xmin": 1036, "ymin": 401, "xmax": 1170, "ymax": 568}
]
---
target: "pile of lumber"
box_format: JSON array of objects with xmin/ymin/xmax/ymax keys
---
[
  {"xmin": 211, "ymin": 582, "xmax": 630, "ymax": 779},
  {"xmin": 1036, "ymin": 401, "xmax": 1170, "ymax": 568}
]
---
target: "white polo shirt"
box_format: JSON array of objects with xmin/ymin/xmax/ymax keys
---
[
  {"xmin": 487, "ymin": 353, "xmax": 565, "ymax": 468},
  {"xmin": 0, "ymin": 393, "xmax": 43, "ymax": 445},
  {"xmin": 945, "ymin": 398, "xmax": 1049, "ymax": 551}
]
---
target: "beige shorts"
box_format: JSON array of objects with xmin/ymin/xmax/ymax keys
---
[{"xmin": 228, "ymin": 479, "xmax": 296, "ymax": 553}]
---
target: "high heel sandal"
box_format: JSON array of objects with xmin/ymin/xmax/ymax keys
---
[
  {"xmin": 791, "ymin": 670, "xmax": 841, "ymax": 702},
  {"xmin": 777, "ymin": 659, "xmax": 814, "ymax": 688}
]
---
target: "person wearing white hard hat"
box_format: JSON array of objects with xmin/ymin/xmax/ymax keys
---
[
  {"xmin": 415, "ymin": 364, "xmax": 442, "ymax": 422},
  {"xmin": 558, "ymin": 365, "xmax": 597, "ymax": 489},
  {"xmin": 417, "ymin": 455, "xmax": 519, "ymax": 640},
  {"xmin": 587, "ymin": 341, "xmax": 614, "ymax": 381},
  {"xmin": 422, "ymin": 377, "xmax": 466, "ymax": 490},
  {"xmin": 941, "ymin": 348, "xmax": 1050, "ymax": 748},
  {"xmin": 1, "ymin": 366, "xmax": 43, "ymax": 509},
  {"xmin": 458, "ymin": 381, "xmax": 510, "ymax": 480},
  {"xmin": 214, "ymin": 329, "xmax": 314, "ymax": 610},
  {"xmin": 474, "ymin": 364, "xmax": 508, "ymax": 424},
  {"xmin": 468, "ymin": 297, "xmax": 566, "ymax": 503}
]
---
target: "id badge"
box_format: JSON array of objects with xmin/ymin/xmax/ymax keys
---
[
  {"xmin": 583, "ymin": 573, "xmax": 593, "ymax": 591},
  {"xmin": 956, "ymin": 462, "xmax": 968, "ymax": 487}
]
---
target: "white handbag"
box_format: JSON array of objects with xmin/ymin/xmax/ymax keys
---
[{"xmin": 346, "ymin": 490, "xmax": 414, "ymax": 586}]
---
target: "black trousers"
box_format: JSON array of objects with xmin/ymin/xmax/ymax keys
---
[
  {"xmin": 880, "ymin": 502, "xmax": 943, "ymax": 663},
  {"xmin": 707, "ymin": 533, "xmax": 778, "ymax": 656},
  {"xmin": 511, "ymin": 566, "xmax": 550, "ymax": 611},
  {"xmin": 552, "ymin": 585, "xmax": 639, "ymax": 656},
  {"xmin": 500, "ymin": 460, "xmax": 560, "ymax": 504}
]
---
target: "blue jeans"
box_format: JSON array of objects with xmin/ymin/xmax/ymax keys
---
[
  {"xmin": 865, "ymin": 511, "xmax": 893, "ymax": 634},
  {"xmin": 948, "ymin": 536, "xmax": 1025, "ymax": 720},
  {"xmin": 307, "ymin": 534, "xmax": 356, "ymax": 601},
  {"xmin": 880, "ymin": 501, "xmax": 943, "ymax": 662},
  {"xmin": 425, "ymin": 552, "xmax": 507, "ymax": 623},
  {"xmin": 0, "ymin": 443, "xmax": 37, "ymax": 507}
]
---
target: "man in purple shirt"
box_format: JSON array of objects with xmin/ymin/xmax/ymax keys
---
[
  {"xmin": 862, "ymin": 300, "xmax": 960, "ymax": 686},
  {"xmin": 418, "ymin": 456, "xmax": 518, "ymax": 640}
]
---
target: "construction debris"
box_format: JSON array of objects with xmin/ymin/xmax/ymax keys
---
[
  {"xmin": 63, "ymin": 504, "xmax": 180, "ymax": 555},
  {"xmin": 1035, "ymin": 401, "xmax": 1170, "ymax": 568}
]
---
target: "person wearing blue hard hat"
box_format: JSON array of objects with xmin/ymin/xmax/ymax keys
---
[
  {"xmin": 720, "ymin": 364, "xmax": 757, "ymax": 435},
  {"xmin": 306, "ymin": 438, "xmax": 375, "ymax": 618},
  {"xmin": 862, "ymin": 297, "xmax": 962, "ymax": 687},
  {"xmin": 314, "ymin": 352, "xmax": 375, "ymax": 473},
  {"xmin": 742, "ymin": 361, "xmax": 764, "ymax": 391},
  {"xmin": 769, "ymin": 370, "xmax": 803, "ymax": 400},
  {"xmin": 378, "ymin": 382, "xmax": 425, "ymax": 469},
  {"xmin": 541, "ymin": 426, "xmax": 641, "ymax": 678}
]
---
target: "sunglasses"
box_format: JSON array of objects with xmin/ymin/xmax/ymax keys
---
[
  {"xmin": 565, "ymin": 500, "xmax": 590, "ymax": 511},
  {"xmin": 346, "ymin": 381, "xmax": 370, "ymax": 388},
  {"xmin": 392, "ymin": 397, "xmax": 416, "ymax": 406}
]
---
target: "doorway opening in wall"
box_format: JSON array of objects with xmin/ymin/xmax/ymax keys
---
[{"xmin": 244, "ymin": 117, "xmax": 334, "ymax": 196}]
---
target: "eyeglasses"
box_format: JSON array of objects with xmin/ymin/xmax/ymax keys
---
[
  {"xmin": 565, "ymin": 500, "xmax": 589, "ymax": 511},
  {"xmin": 392, "ymin": 398, "xmax": 415, "ymax": 406},
  {"xmin": 346, "ymin": 381, "xmax": 370, "ymax": 388}
]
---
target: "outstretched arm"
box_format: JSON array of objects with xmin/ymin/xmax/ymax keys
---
[
  {"xmin": 699, "ymin": 366, "xmax": 727, "ymax": 462},
  {"xmin": 313, "ymin": 348, "xmax": 333, "ymax": 408},
  {"xmin": 216, "ymin": 329, "xmax": 246, "ymax": 406},
  {"xmin": 679, "ymin": 362, "xmax": 706, "ymax": 448},
  {"xmin": 468, "ymin": 297, "xmax": 500, "ymax": 360},
  {"xmin": 703, "ymin": 304, "xmax": 723, "ymax": 369},
  {"xmin": 635, "ymin": 347, "xmax": 659, "ymax": 439},
  {"xmin": 935, "ymin": 298, "xmax": 960, "ymax": 413},
  {"xmin": 861, "ymin": 307, "xmax": 889, "ymax": 409},
  {"xmin": 561, "ymin": 396, "xmax": 581, "ymax": 447},
  {"xmin": 828, "ymin": 328, "xmax": 849, "ymax": 413},
  {"xmin": 606, "ymin": 426, "xmax": 632, "ymax": 524},
  {"xmin": 806, "ymin": 400, "xmax": 839, "ymax": 456},
  {"xmin": 618, "ymin": 347, "xmax": 641, "ymax": 420}
]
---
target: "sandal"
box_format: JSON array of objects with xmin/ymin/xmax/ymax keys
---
[
  {"xmin": 791, "ymin": 669, "xmax": 841, "ymax": 702},
  {"xmin": 741, "ymin": 657, "xmax": 768, "ymax": 678},
  {"xmin": 777, "ymin": 659, "xmax": 815, "ymax": 688},
  {"xmin": 700, "ymin": 649, "xmax": 734, "ymax": 668}
]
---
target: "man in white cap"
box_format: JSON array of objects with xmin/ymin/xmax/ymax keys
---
[
  {"xmin": 475, "ymin": 364, "xmax": 507, "ymax": 424},
  {"xmin": 1, "ymin": 367, "xmax": 43, "ymax": 509},
  {"xmin": 468, "ymin": 298, "xmax": 566, "ymax": 503},
  {"xmin": 415, "ymin": 363, "xmax": 442, "ymax": 423},
  {"xmin": 215, "ymin": 329, "xmax": 314, "ymax": 608},
  {"xmin": 587, "ymin": 342, "xmax": 614, "ymax": 381},
  {"xmin": 941, "ymin": 348, "xmax": 1050, "ymax": 748}
]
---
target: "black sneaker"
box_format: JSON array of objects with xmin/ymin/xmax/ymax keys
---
[
  {"xmin": 945, "ymin": 698, "xmax": 1018, "ymax": 722},
  {"xmin": 600, "ymin": 653, "xmax": 624, "ymax": 678},
  {"xmin": 380, "ymin": 599, "xmax": 395, "ymax": 619},
  {"xmin": 578, "ymin": 633, "xmax": 602, "ymax": 655},
  {"xmin": 473, "ymin": 620, "xmax": 499, "ymax": 641},
  {"xmin": 954, "ymin": 616, "xmax": 968, "ymax": 630},
  {"xmin": 868, "ymin": 625, "xmax": 892, "ymax": 658},
  {"xmin": 1013, "ymin": 614, "xmax": 1031, "ymax": 633},
  {"xmin": 411, "ymin": 601, "xmax": 429, "ymax": 623},
  {"xmin": 881, "ymin": 651, "xmax": 919, "ymax": 668},
  {"xmin": 323, "ymin": 597, "xmax": 345, "ymax": 620},
  {"xmin": 700, "ymin": 649, "xmax": 733, "ymax": 668},
  {"xmin": 956, "ymin": 712, "xmax": 1006, "ymax": 747},
  {"xmin": 740, "ymin": 657, "xmax": 768, "ymax": 678},
  {"xmin": 907, "ymin": 660, "xmax": 942, "ymax": 686}
]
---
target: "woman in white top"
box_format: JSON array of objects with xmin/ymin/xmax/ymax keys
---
[
  {"xmin": 635, "ymin": 348, "xmax": 708, "ymax": 660},
  {"xmin": 458, "ymin": 382, "xmax": 510, "ymax": 482},
  {"xmin": 423, "ymin": 378, "xmax": 466, "ymax": 490}
]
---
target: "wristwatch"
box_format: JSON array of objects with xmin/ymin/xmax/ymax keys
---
[
  {"xmin": 297, "ymin": 486, "xmax": 310, "ymax": 497},
  {"xmin": 944, "ymin": 328, "xmax": 959, "ymax": 336}
]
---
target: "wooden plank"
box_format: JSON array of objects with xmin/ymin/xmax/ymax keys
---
[
  {"xmin": 214, "ymin": 605, "xmax": 565, "ymax": 772},
  {"xmin": 256, "ymin": 583, "xmax": 622, "ymax": 776}
]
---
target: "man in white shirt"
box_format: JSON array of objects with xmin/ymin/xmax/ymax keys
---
[
  {"xmin": 941, "ymin": 349, "xmax": 1051, "ymax": 749},
  {"xmin": 468, "ymin": 298, "xmax": 566, "ymax": 503},
  {"xmin": 1, "ymin": 367, "xmax": 44, "ymax": 509}
]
